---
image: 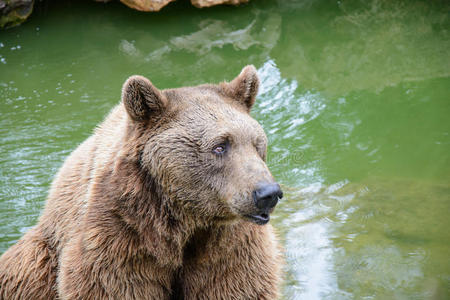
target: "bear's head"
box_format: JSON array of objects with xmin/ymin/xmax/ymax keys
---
[{"xmin": 121, "ymin": 65, "xmax": 282, "ymax": 226}]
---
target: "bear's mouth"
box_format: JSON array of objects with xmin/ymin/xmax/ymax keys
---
[{"xmin": 244, "ymin": 213, "xmax": 270, "ymax": 225}]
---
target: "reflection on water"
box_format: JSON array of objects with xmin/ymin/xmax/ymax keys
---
[
  {"xmin": 275, "ymin": 0, "xmax": 450, "ymax": 95},
  {"xmin": 271, "ymin": 178, "xmax": 449, "ymax": 299},
  {"xmin": 0, "ymin": 0, "xmax": 449, "ymax": 299}
]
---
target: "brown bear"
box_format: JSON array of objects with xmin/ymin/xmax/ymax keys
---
[{"xmin": 0, "ymin": 65, "xmax": 283, "ymax": 299}]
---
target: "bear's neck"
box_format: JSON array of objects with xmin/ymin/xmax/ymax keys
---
[{"xmin": 94, "ymin": 156, "xmax": 215, "ymax": 269}]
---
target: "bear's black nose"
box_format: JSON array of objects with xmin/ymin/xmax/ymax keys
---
[{"xmin": 253, "ymin": 183, "xmax": 283, "ymax": 210}]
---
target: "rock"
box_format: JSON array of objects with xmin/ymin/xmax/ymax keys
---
[
  {"xmin": 119, "ymin": 0, "xmax": 176, "ymax": 12},
  {"xmin": 118, "ymin": 0, "xmax": 249, "ymax": 11},
  {"xmin": 0, "ymin": 0, "xmax": 34, "ymax": 28},
  {"xmin": 191, "ymin": 0, "xmax": 249, "ymax": 8},
  {"xmin": 0, "ymin": 0, "xmax": 252, "ymax": 29}
]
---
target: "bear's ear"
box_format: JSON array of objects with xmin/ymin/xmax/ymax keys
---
[
  {"xmin": 122, "ymin": 75, "xmax": 168, "ymax": 122},
  {"xmin": 224, "ymin": 65, "xmax": 260, "ymax": 111}
]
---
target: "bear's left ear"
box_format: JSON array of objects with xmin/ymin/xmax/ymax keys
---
[
  {"xmin": 223, "ymin": 65, "xmax": 260, "ymax": 112},
  {"xmin": 122, "ymin": 75, "xmax": 168, "ymax": 122}
]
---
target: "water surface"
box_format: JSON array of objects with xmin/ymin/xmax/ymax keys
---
[{"xmin": 1, "ymin": 0, "xmax": 449, "ymax": 298}]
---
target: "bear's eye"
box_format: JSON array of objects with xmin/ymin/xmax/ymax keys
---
[{"xmin": 212, "ymin": 143, "xmax": 227, "ymax": 155}]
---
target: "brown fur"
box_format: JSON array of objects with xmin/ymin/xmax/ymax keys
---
[{"xmin": 0, "ymin": 65, "xmax": 282, "ymax": 299}]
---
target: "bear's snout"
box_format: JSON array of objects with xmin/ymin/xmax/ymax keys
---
[
  {"xmin": 244, "ymin": 183, "xmax": 283, "ymax": 225},
  {"xmin": 253, "ymin": 182, "xmax": 283, "ymax": 210}
]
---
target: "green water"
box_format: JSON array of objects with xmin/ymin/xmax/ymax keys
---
[{"xmin": 1, "ymin": 0, "xmax": 449, "ymax": 298}]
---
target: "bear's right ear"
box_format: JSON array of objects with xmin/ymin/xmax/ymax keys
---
[
  {"xmin": 223, "ymin": 65, "xmax": 260, "ymax": 112},
  {"xmin": 122, "ymin": 75, "xmax": 168, "ymax": 122}
]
